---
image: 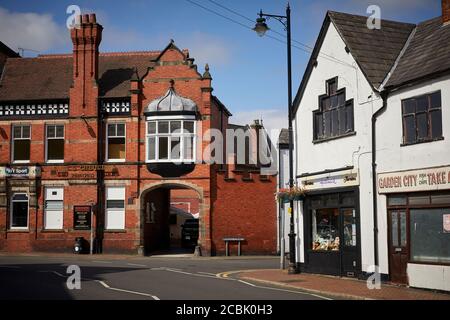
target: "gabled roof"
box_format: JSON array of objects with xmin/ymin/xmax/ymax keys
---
[
  {"xmin": 328, "ymin": 11, "xmax": 415, "ymax": 89},
  {"xmin": 385, "ymin": 16, "xmax": 450, "ymax": 89},
  {"xmin": 0, "ymin": 51, "xmax": 159, "ymax": 101},
  {"xmin": 294, "ymin": 11, "xmax": 412, "ymax": 115}
]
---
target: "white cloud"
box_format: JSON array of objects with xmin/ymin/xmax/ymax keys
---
[
  {"xmin": 0, "ymin": 7, "xmax": 66, "ymax": 55},
  {"xmin": 230, "ymin": 107, "xmax": 288, "ymax": 132},
  {"xmin": 178, "ymin": 31, "xmax": 232, "ymax": 67}
]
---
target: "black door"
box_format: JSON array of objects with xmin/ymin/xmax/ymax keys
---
[{"xmin": 340, "ymin": 208, "xmax": 359, "ymax": 277}]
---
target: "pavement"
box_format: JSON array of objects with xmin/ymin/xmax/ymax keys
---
[{"xmin": 230, "ymin": 269, "xmax": 450, "ymax": 300}]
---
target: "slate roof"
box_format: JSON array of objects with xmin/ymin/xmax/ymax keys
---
[
  {"xmin": 328, "ymin": 11, "xmax": 415, "ymax": 89},
  {"xmin": 385, "ymin": 17, "xmax": 450, "ymax": 88},
  {"xmin": 0, "ymin": 51, "xmax": 159, "ymax": 101}
]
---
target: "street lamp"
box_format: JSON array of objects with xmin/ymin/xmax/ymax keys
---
[{"xmin": 254, "ymin": 3, "xmax": 299, "ymax": 274}]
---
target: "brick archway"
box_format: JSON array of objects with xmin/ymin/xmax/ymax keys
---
[{"xmin": 138, "ymin": 181, "xmax": 211, "ymax": 256}]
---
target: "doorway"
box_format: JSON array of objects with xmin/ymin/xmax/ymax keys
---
[
  {"xmin": 388, "ymin": 210, "xmax": 408, "ymax": 284},
  {"xmin": 141, "ymin": 184, "xmax": 200, "ymax": 255}
]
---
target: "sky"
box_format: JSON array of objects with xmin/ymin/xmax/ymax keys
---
[{"xmin": 0, "ymin": 0, "xmax": 441, "ymax": 131}]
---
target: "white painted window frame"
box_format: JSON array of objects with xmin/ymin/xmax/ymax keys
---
[
  {"xmin": 11, "ymin": 124, "xmax": 31, "ymax": 164},
  {"xmin": 106, "ymin": 122, "xmax": 126, "ymax": 163},
  {"xmin": 45, "ymin": 124, "xmax": 65, "ymax": 164},
  {"xmin": 145, "ymin": 115, "xmax": 196, "ymax": 163},
  {"xmin": 44, "ymin": 187, "xmax": 64, "ymax": 230},
  {"xmin": 105, "ymin": 186, "xmax": 126, "ymax": 230},
  {"xmin": 10, "ymin": 193, "xmax": 29, "ymax": 230}
]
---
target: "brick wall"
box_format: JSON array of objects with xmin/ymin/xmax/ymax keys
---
[{"xmin": 211, "ymin": 169, "xmax": 277, "ymax": 255}]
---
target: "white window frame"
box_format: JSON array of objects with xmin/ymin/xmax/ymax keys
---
[
  {"xmin": 10, "ymin": 193, "xmax": 29, "ymax": 230},
  {"xmin": 106, "ymin": 122, "xmax": 126, "ymax": 162},
  {"xmin": 45, "ymin": 124, "xmax": 65, "ymax": 164},
  {"xmin": 145, "ymin": 115, "xmax": 196, "ymax": 163},
  {"xmin": 44, "ymin": 187, "xmax": 64, "ymax": 230},
  {"xmin": 12, "ymin": 124, "xmax": 31, "ymax": 164},
  {"xmin": 105, "ymin": 186, "xmax": 126, "ymax": 230}
]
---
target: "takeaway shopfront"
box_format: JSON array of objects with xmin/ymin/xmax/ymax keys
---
[
  {"xmin": 378, "ymin": 166, "xmax": 450, "ymax": 291},
  {"xmin": 299, "ymin": 168, "xmax": 362, "ymax": 278}
]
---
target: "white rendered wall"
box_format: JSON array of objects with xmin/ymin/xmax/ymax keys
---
[{"xmin": 294, "ymin": 22, "xmax": 384, "ymax": 273}]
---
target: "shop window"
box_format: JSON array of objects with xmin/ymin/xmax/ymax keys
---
[
  {"xmin": 313, "ymin": 78, "xmax": 354, "ymax": 141},
  {"xmin": 343, "ymin": 209, "xmax": 357, "ymax": 247},
  {"xmin": 312, "ymin": 208, "xmax": 340, "ymax": 251},
  {"xmin": 410, "ymin": 209, "xmax": 450, "ymax": 263},
  {"xmin": 387, "ymin": 195, "xmax": 407, "ymax": 206},
  {"xmin": 431, "ymin": 194, "xmax": 450, "ymax": 205},
  {"xmin": 105, "ymin": 187, "xmax": 125, "ymax": 230},
  {"xmin": 44, "ymin": 187, "xmax": 64, "ymax": 230},
  {"xmin": 408, "ymin": 195, "xmax": 430, "ymax": 205},
  {"xmin": 10, "ymin": 193, "xmax": 28, "ymax": 229},
  {"xmin": 46, "ymin": 125, "xmax": 64, "ymax": 162},
  {"xmin": 12, "ymin": 125, "xmax": 31, "ymax": 162},
  {"xmin": 402, "ymin": 91, "xmax": 443, "ymax": 145},
  {"xmin": 146, "ymin": 118, "xmax": 195, "ymax": 162},
  {"xmin": 106, "ymin": 123, "xmax": 126, "ymax": 161}
]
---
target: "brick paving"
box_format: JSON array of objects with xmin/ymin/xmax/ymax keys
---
[{"xmin": 237, "ymin": 269, "xmax": 450, "ymax": 300}]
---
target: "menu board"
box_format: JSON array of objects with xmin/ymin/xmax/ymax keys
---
[{"xmin": 73, "ymin": 206, "xmax": 91, "ymax": 230}]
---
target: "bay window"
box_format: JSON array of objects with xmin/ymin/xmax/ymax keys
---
[{"xmin": 146, "ymin": 117, "xmax": 195, "ymax": 162}]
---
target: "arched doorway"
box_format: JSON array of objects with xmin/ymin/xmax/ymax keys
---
[{"xmin": 139, "ymin": 182, "xmax": 204, "ymax": 255}]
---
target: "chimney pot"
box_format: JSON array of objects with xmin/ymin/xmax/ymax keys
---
[
  {"xmin": 82, "ymin": 14, "xmax": 89, "ymax": 24},
  {"xmin": 443, "ymin": 0, "xmax": 450, "ymax": 25},
  {"xmin": 89, "ymin": 14, "xmax": 97, "ymax": 24}
]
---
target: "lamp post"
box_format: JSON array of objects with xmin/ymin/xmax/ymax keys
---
[{"xmin": 253, "ymin": 3, "xmax": 299, "ymax": 274}]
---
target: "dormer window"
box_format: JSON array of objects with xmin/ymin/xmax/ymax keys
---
[{"xmin": 144, "ymin": 81, "xmax": 197, "ymax": 164}]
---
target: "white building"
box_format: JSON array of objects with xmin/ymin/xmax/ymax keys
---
[{"xmin": 288, "ymin": 1, "xmax": 450, "ymax": 291}]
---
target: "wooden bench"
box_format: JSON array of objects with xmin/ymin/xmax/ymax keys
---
[{"xmin": 223, "ymin": 237, "xmax": 245, "ymax": 256}]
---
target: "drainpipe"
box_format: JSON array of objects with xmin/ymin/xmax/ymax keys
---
[{"xmin": 371, "ymin": 91, "xmax": 388, "ymax": 270}]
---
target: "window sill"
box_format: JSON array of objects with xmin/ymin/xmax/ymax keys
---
[
  {"xmin": 400, "ymin": 136, "xmax": 444, "ymax": 147},
  {"xmin": 46, "ymin": 160, "xmax": 64, "ymax": 164},
  {"xmin": 106, "ymin": 159, "xmax": 126, "ymax": 163},
  {"xmin": 312, "ymin": 131, "xmax": 356, "ymax": 144},
  {"xmin": 12, "ymin": 161, "xmax": 30, "ymax": 164},
  {"xmin": 104, "ymin": 229, "xmax": 126, "ymax": 233},
  {"xmin": 41, "ymin": 229, "xmax": 65, "ymax": 233},
  {"xmin": 7, "ymin": 229, "xmax": 29, "ymax": 233}
]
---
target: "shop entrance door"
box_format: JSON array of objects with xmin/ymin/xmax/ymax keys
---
[
  {"xmin": 388, "ymin": 210, "xmax": 408, "ymax": 284},
  {"xmin": 340, "ymin": 208, "xmax": 358, "ymax": 277}
]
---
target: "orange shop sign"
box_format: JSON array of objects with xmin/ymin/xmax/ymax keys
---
[{"xmin": 378, "ymin": 166, "xmax": 450, "ymax": 194}]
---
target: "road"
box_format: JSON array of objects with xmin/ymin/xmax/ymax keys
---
[{"xmin": 0, "ymin": 254, "xmax": 333, "ymax": 300}]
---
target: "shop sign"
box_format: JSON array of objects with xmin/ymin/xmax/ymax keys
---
[
  {"xmin": 444, "ymin": 214, "xmax": 450, "ymax": 233},
  {"xmin": 0, "ymin": 166, "xmax": 41, "ymax": 178},
  {"xmin": 300, "ymin": 169, "xmax": 359, "ymax": 191},
  {"xmin": 73, "ymin": 205, "xmax": 92, "ymax": 230},
  {"xmin": 378, "ymin": 166, "xmax": 450, "ymax": 194}
]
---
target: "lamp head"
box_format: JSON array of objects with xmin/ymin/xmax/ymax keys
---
[{"xmin": 253, "ymin": 11, "xmax": 269, "ymax": 37}]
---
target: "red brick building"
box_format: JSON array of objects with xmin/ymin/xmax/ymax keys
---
[{"xmin": 0, "ymin": 14, "xmax": 276, "ymax": 255}]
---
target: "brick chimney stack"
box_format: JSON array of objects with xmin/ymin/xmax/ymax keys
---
[
  {"xmin": 443, "ymin": 0, "xmax": 450, "ymax": 25},
  {"xmin": 70, "ymin": 13, "xmax": 103, "ymax": 116}
]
